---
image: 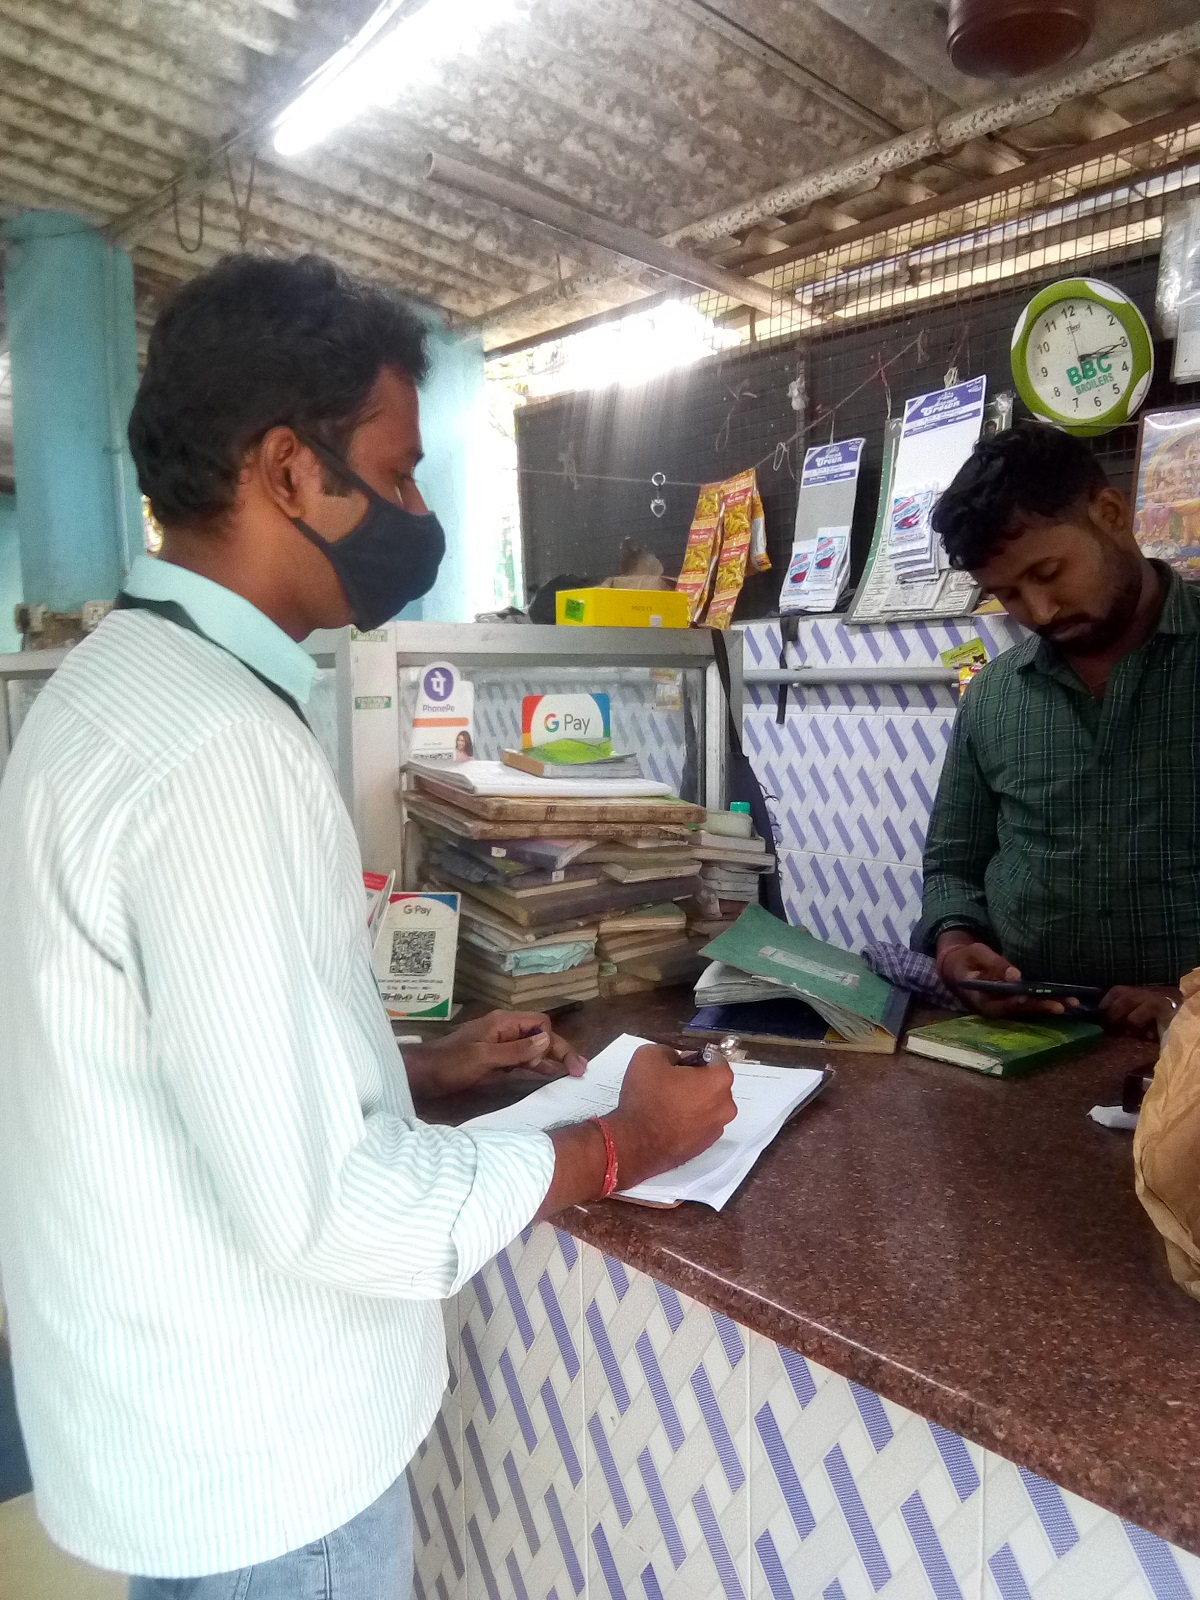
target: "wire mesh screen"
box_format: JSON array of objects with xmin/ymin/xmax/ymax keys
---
[
  {"xmin": 511, "ymin": 116, "xmax": 1200, "ymax": 618},
  {"xmin": 684, "ymin": 118, "xmax": 1200, "ymax": 340}
]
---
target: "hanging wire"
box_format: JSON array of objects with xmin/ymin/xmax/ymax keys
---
[
  {"xmin": 714, "ymin": 381, "xmax": 757, "ymax": 451},
  {"xmin": 556, "ymin": 443, "xmax": 580, "ymax": 491},
  {"xmin": 172, "ymin": 183, "xmax": 205, "ymax": 254},
  {"xmin": 503, "ymin": 329, "xmax": 930, "ymax": 493},
  {"xmin": 758, "ymin": 329, "xmax": 928, "ymax": 472},
  {"xmin": 740, "ymin": 329, "xmax": 927, "ymax": 478},
  {"xmin": 225, "ymin": 150, "xmax": 258, "ymax": 248},
  {"xmin": 514, "ymin": 464, "xmax": 705, "ymax": 488}
]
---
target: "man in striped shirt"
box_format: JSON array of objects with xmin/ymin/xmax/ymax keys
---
[{"xmin": 0, "ymin": 254, "xmax": 735, "ymax": 1597}]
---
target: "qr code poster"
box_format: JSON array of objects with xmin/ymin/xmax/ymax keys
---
[{"xmin": 371, "ymin": 891, "xmax": 460, "ymax": 1019}]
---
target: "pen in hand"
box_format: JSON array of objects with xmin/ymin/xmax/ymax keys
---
[{"xmin": 673, "ymin": 1035, "xmax": 738, "ymax": 1067}]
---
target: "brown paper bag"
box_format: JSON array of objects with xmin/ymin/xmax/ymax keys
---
[{"xmin": 1134, "ymin": 967, "xmax": 1200, "ymax": 1299}]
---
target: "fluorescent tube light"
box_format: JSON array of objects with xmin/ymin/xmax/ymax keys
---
[{"xmin": 274, "ymin": 0, "xmax": 518, "ymax": 157}]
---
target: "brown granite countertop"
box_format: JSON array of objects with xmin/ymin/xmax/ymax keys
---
[{"xmin": 419, "ymin": 991, "xmax": 1200, "ymax": 1553}]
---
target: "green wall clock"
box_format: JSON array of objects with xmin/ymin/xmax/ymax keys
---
[{"xmin": 1010, "ymin": 276, "xmax": 1154, "ymax": 437}]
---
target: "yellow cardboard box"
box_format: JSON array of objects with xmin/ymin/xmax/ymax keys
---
[{"xmin": 555, "ymin": 587, "xmax": 690, "ymax": 629}]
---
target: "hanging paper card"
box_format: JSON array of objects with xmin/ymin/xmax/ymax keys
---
[
  {"xmin": 849, "ymin": 393, "xmax": 1012, "ymax": 626},
  {"xmin": 887, "ymin": 378, "xmax": 988, "ymax": 586},
  {"xmin": 780, "ymin": 437, "xmax": 864, "ymax": 614}
]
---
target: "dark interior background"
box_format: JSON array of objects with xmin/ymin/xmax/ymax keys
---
[{"xmin": 515, "ymin": 254, "xmax": 1199, "ymax": 622}]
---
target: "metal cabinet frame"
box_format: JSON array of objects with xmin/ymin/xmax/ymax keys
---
[{"xmin": 0, "ymin": 625, "xmax": 743, "ymax": 877}]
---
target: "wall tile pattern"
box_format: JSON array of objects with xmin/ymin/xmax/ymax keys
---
[
  {"xmin": 740, "ymin": 617, "xmax": 1025, "ymax": 950},
  {"xmin": 408, "ymin": 1224, "xmax": 1200, "ymax": 1600}
]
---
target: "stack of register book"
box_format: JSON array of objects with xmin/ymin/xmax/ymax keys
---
[
  {"xmin": 403, "ymin": 758, "xmax": 714, "ymax": 1011},
  {"xmin": 687, "ymin": 823, "xmax": 777, "ymax": 939},
  {"xmin": 687, "ymin": 903, "xmax": 909, "ymax": 1054}
]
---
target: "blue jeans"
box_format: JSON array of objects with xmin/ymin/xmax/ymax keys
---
[{"xmin": 128, "ymin": 1475, "xmax": 413, "ymax": 1600}]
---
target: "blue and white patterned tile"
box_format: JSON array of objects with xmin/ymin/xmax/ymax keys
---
[
  {"xmin": 455, "ymin": 1225, "xmax": 588, "ymax": 1600},
  {"xmin": 982, "ymin": 1454, "xmax": 1200, "ymax": 1600},
  {"xmin": 465, "ymin": 1226, "xmax": 584, "ymax": 1470},
  {"xmin": 741, "ymin": 623, "xmax": 783, "ymax": 672},
  {"xmin": 413, "ymin": 1227, "xmax": 1200, "ymax": 1600},
  {"xmin": 777, "ymin": 848, "xmax": 924, "ymax": 950},
  {"xmin": 582, "ymin": 1248, "xmax": 752, "ymax": 1600},
  {"xmin": 741, "ymin": 616, "xmax": 1024, "ymax": 677},
  {"xmin": 744, "ymin": 711, "xmax": 883, "ymax": 861},
  {"xmin": 747, "ymin": 1327, "xmax": 984, "ymax": 1600},
  {"xmin": 876, "ymin": 714, "xmax": 956, "ymax": 869},
  {"xmin": 742, "ymin": 714, "xmax": 804, "ymax": 856},
  {"xmin": 409, "ymin": 1298, "xmax": 469, "ymax": 1600},
  {"xmin": 745, "ymin": 704, "xmax": 957, "ymax": 878}
]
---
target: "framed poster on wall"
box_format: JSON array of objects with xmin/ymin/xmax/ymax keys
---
[{"xmin": 1132, "ymin": 406, "xmax": 1200, "ymax": 580}]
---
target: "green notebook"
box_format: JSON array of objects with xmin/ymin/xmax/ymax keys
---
[
  {"xmin": 700, "ymin": 904, "xmax": 908, "ymax": 1046},
  {"xmin": 904, "ymin": 1015, "xmax": 1103, "ymax": 1077}
]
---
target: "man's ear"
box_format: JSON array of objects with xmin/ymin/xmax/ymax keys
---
[
  {"xmin": 254, "ymin": 427, "xmax": 326, "ymax": 519},
  {"xmin": 1087, "ymin": 485, "xmax": 1133, "ymax": 544}
]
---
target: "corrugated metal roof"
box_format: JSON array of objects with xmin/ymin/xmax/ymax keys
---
[{"xmin": 0, "ymin": 0, "xmax": 1198, "ymax": 368}]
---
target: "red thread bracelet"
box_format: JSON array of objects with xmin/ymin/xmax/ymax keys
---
[{"xmin": 590, "ymin": 1117, "xmax": 619, "ymax": 1199}]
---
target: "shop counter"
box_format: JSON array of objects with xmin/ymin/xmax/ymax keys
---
[{"xmin": 410, "ymin": 990, "xmax": 1200, "ymax": 1600}]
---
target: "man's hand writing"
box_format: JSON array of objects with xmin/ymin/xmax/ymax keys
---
[{"xmin": 535, "ymin": 1043, "xmax": 737, "ymax": 1218}]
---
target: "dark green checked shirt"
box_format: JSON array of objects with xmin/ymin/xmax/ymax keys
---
[{"xmin": 915, "ymin": 566, "xmax": 1200, "ymax": 988}]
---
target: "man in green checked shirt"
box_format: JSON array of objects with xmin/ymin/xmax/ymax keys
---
[{"xmin": 913, "ymin": 422, "xmax": 1195, "ymax": 1037}]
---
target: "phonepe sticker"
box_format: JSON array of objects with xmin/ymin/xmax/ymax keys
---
[{"xmin": 411, "ymin": 660, "xmax": 475, "ymax": 762}]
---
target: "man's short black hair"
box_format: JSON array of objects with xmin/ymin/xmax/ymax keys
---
[
  {"xmin": 932, "ymin": 421, "xmax": 1108, "ymax": 571},
  {"xmin": 129, "ymin": 253, "xmax": 430, "ymax": 530}
]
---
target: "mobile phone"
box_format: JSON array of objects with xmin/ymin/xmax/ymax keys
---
[{"xmin": 956, "ymin": 979, "xmax": 1105, "ymax": 1002}]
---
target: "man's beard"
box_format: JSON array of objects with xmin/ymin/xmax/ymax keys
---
[{"xmin": 1035, "ymin": 547, "xmax": 1146, "ymax": 656}]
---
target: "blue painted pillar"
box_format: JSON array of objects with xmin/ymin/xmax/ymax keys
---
[
  {"xmin": 409, "ymin": 323, "xmax": 487, "ymax": 623},
  {"xmin": 2, "ymin": 211, "xmax": 141, "ymax": 610}
]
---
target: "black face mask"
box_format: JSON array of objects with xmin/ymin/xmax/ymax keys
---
[{"xmin": 291, "ymin": 435, "xmax": 445, "ymax": 632}]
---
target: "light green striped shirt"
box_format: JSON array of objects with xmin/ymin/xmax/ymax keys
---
[{"xmin": 0, "ymin": 557, "xmax": 555, "ymax": 1578}]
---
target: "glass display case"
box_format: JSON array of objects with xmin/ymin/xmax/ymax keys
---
[
  {"xmin": 0, "ymin": 634, "xmax": 354, "ymax": 808},
  {"xmin": 347, "ymin": 622, "xmax": 741, "ymax": 874},
  {"xmin": 0, "ymin": 622, "xmax": 743, "ymax": 878}
]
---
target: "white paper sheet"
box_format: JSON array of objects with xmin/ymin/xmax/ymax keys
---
[
  {"xmin": 465, "ymin": 1034, "xmax": 827, "ymax": 1210},
  {"xmin": 409, "ymin": 759, "xmax": 674, "ymax": 800}
]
